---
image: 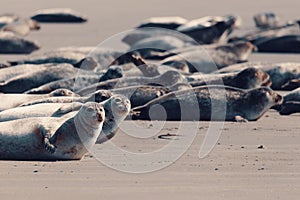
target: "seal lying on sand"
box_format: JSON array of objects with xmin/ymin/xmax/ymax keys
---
[
  {"xmin": 77, "ymin": 71, "xmax": 186, "ymax": 96},
  {"xmin": 255, "ymin": 35, "xmax": 300, "ymax": 53},
  {"xmin": 0, "ymin": 102, "xmax": 84, "ymax": 122},
  {"xmin": 0, "ymin": 102, "xmax": 104, "ymax": 161},
  {"xmin": 281, "ymin": 79, "xmax": 300, "ymax": 90},
  {"xmin": 189, "ymin": 67, "xmax": 271, "ymax": 89},
  {"xmin": 0, "ymin": 63, "xmax": 56, "ymax": 82},
  {"xmin": 25, "ymin": 66, "xmax": 123, "ymax": 94},
  {"xmin": 137, "ymin": 16, "xmax": 188, "ymax": 30},
  {"xmin": 129, "ymin": 35, "xmax": 191, "ymax": 58},
  {"xmin": 122, "ymin": 27, "xmax": 198, "ymax": 46},
  {"xmin": 0, "ymin": 64, "xmax": 78, "ymax": 93},
  {"xmin": 0, "ymin": 13, "xmax": 19, "ymax": 28},
  {"xmin": 131, "ymin": 86, "xmax": 282, "ymax": 121},
  {"xmin": 176, "ymin": 15, "xmax": 240, "ymax": 44},
  {"xmin": 20, "ymin": 90, "xmax": 112, "ymax": 107},
  {"xmin": 160, "ymin": 41, "xmax": 256, "ymax": 73},
  {"xmin": 216, "ymin": 62, "xmax": 300, "ymax": 90},
  {"xmin": 253, "ymin": 12, "xmax": 279, "ymax": 29},
  {"xmin": 1, "ymin": 19, "xmax": 40, "ymax": 36},
  {"xmin": 31, "ymin": 8, "xmax": 87, "ymax": 23},
  {"xmin": 53, "ymin": 95, "xmax": 131, "ymax": 144},
  {"xmin": 0, "ymin": 31, "xmax": 39, "ymax": 54},
  {"xmin": 0, "ymin": 88, "xmax": 76, "ymax": 111},
  {"xmin": 276, "ymin": 88, "xmax": 300, "ymax": 115},
  {"xmin": 8, "ymin": 51, "xmax": 98, "ymax": 69}
]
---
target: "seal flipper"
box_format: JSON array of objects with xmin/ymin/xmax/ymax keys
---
[
  {"xmin": 52, "ymin": 102, "xmax": 83, "ymax": 117},
  {"xmin": 39, "ymin": 124, "xmax": 57, "ymax": 154},
  {"xmin": 234, "ymin": 115, "xmax": 248, "ymax": 122}
]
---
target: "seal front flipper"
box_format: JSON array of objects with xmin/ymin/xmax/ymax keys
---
[
  {"xmin": 52, "ymin": 102, "xmax": 83, "ymax": 117},
  {"xmin": 39, "ymin": 124, "xmax": 57, "ymax": 154},
  {"xmin": 234, "ymin": 115, "xmax": 248, "ymax": 122}
]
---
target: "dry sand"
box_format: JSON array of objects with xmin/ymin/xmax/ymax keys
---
[
  {"xmin": 0, "ymin": 0, "xmax": 299, "ymax": 199},
  {"xmin": 1, "ymin": 111, "xmax": 300, "ymax": 199}
]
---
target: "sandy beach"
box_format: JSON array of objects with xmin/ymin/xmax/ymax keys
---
[{"xmin": 0, "ymin": 0, "xmax": 299, "ymax": 199}]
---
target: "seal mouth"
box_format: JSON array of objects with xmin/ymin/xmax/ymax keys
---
[{"xmin": 96, "ymin": 113, "xmax": 103, "ymax": 122}]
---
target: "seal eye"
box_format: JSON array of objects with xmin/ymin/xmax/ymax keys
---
[
  {"xmin": 115, "ymin": 98, "xmax": 122, "ymax": 103},
  {"xmin": 86, "ymin": 107, "xmax": 94, "ymax": 112}
]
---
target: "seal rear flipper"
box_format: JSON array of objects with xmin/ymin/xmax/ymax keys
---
[
  {"xmin": 52, "ymin": 102, "xmax": 83, "ymax": 117},
  {"xmin": 234, "ymin": 115, "xmax": 248, "ymax": 122},
  {"xmin": 279, "ymin": 101, "xmax": 300, "ymax": 115},
  {"xmin": 39, "ymin": 124, "xmax": 57, "ymax": 154}
]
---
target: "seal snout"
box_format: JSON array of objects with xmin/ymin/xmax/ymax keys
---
[{"xmin": 96, "ymin": 112, "xmax": 103, "ymax": 122}]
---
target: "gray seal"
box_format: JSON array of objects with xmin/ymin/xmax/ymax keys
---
[{"xmin": 0, "ymin": 102, "xmax": 105, "ymax": 161}]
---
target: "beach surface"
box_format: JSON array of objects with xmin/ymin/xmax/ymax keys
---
[{"xmin": 0, "ymin": 0, "xmax": 299, "ymax": 199}]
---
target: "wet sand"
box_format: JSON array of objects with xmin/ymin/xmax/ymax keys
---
[{"xmin": 0, "ymin": 0, "xmax": 299, "ymax": 199}]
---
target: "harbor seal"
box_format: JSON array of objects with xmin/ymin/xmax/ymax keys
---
[
  {"xmin": 121, "ymin": 27, "xmax": 198, "ymax": 46},
  {"xmin": 281, "ymin": 79, "xmax": 300, "ymax": 90},
  {"xmin": 8, "ymin": 51, "xmax": 97, "ymax": 68},
  {"xmin": 216, "ymin": 62, "xmax": 300, "ymax": 90},
  {"xmin": 176, "ymin": 15, "xmax": 240, "ymax": 44},
  {"xmin": 189, "ymin": 67, "xmax": 271, "ymax": 89},
  {"xmin": 26, "ymin": 66, "xmax": 122, "ymax": 94},
  {"xmin": 255, "ymin": 35, "xmax": 300, "ymax": 53},
  {"xmin": 137, "ymin": 16, "xmax": 188, "ymax": 30},
  {"xmin": 2, "ymin": 19, "xmax": 40, "ymax": 36},
  {"xmin": 0, "ymin": 63, "xmax": 55, "ymax": 82},
  {"xmin": 277, "ymin": 88, "xmax": 300, "ymax": 115},
  {"xmin": 31, "ymin": 8, "xmax": 87, "ymax": 23},
  {"xmin": 129, "ymin": 35, "xmax": 190, "ymax": 58},
  {"xmin": 110, "ymin": 85, "xmax": 171, "ymax": 108},
  {"xmin": 0, "ymin": 88, "xmax": 77, "ymax": 111},
  {"xmin": 77, "ymin": 71, "xmax": 186, "ymax": 96},
  {"xmin": 0, "ymin": 31, "xmax": 39, "ymax": 54},
  {"xmin": 20, "ymin": 90, "xmax": 112, "ymax": 107},
  {"xmin": 53, "ymin": 95, "xmax": 131, "ymax": 144},
  {"xmin": 131, "ymin": 86, "xmax": 282, "ymax": 121},
  {"xmin": 160, "ymin": 41, "xmax": 256, "ymax": 73},
  {"xmin": 0, "ymin": 13, "xmax": 19, "ymax": 28},
  {"xmin": 253, "ymin": 12, "xmax": 279, "ymax": 29},
  {"xmin": 0, "ymin": 63, "xmax": 78, "ymax": 93},
  {"xmin": 0, "ymin": 102, "xmax": 83, "ymax": 122},
  {"xmin": 0, "ymin": 102, "xmax": 105, "ymax": 161}
]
